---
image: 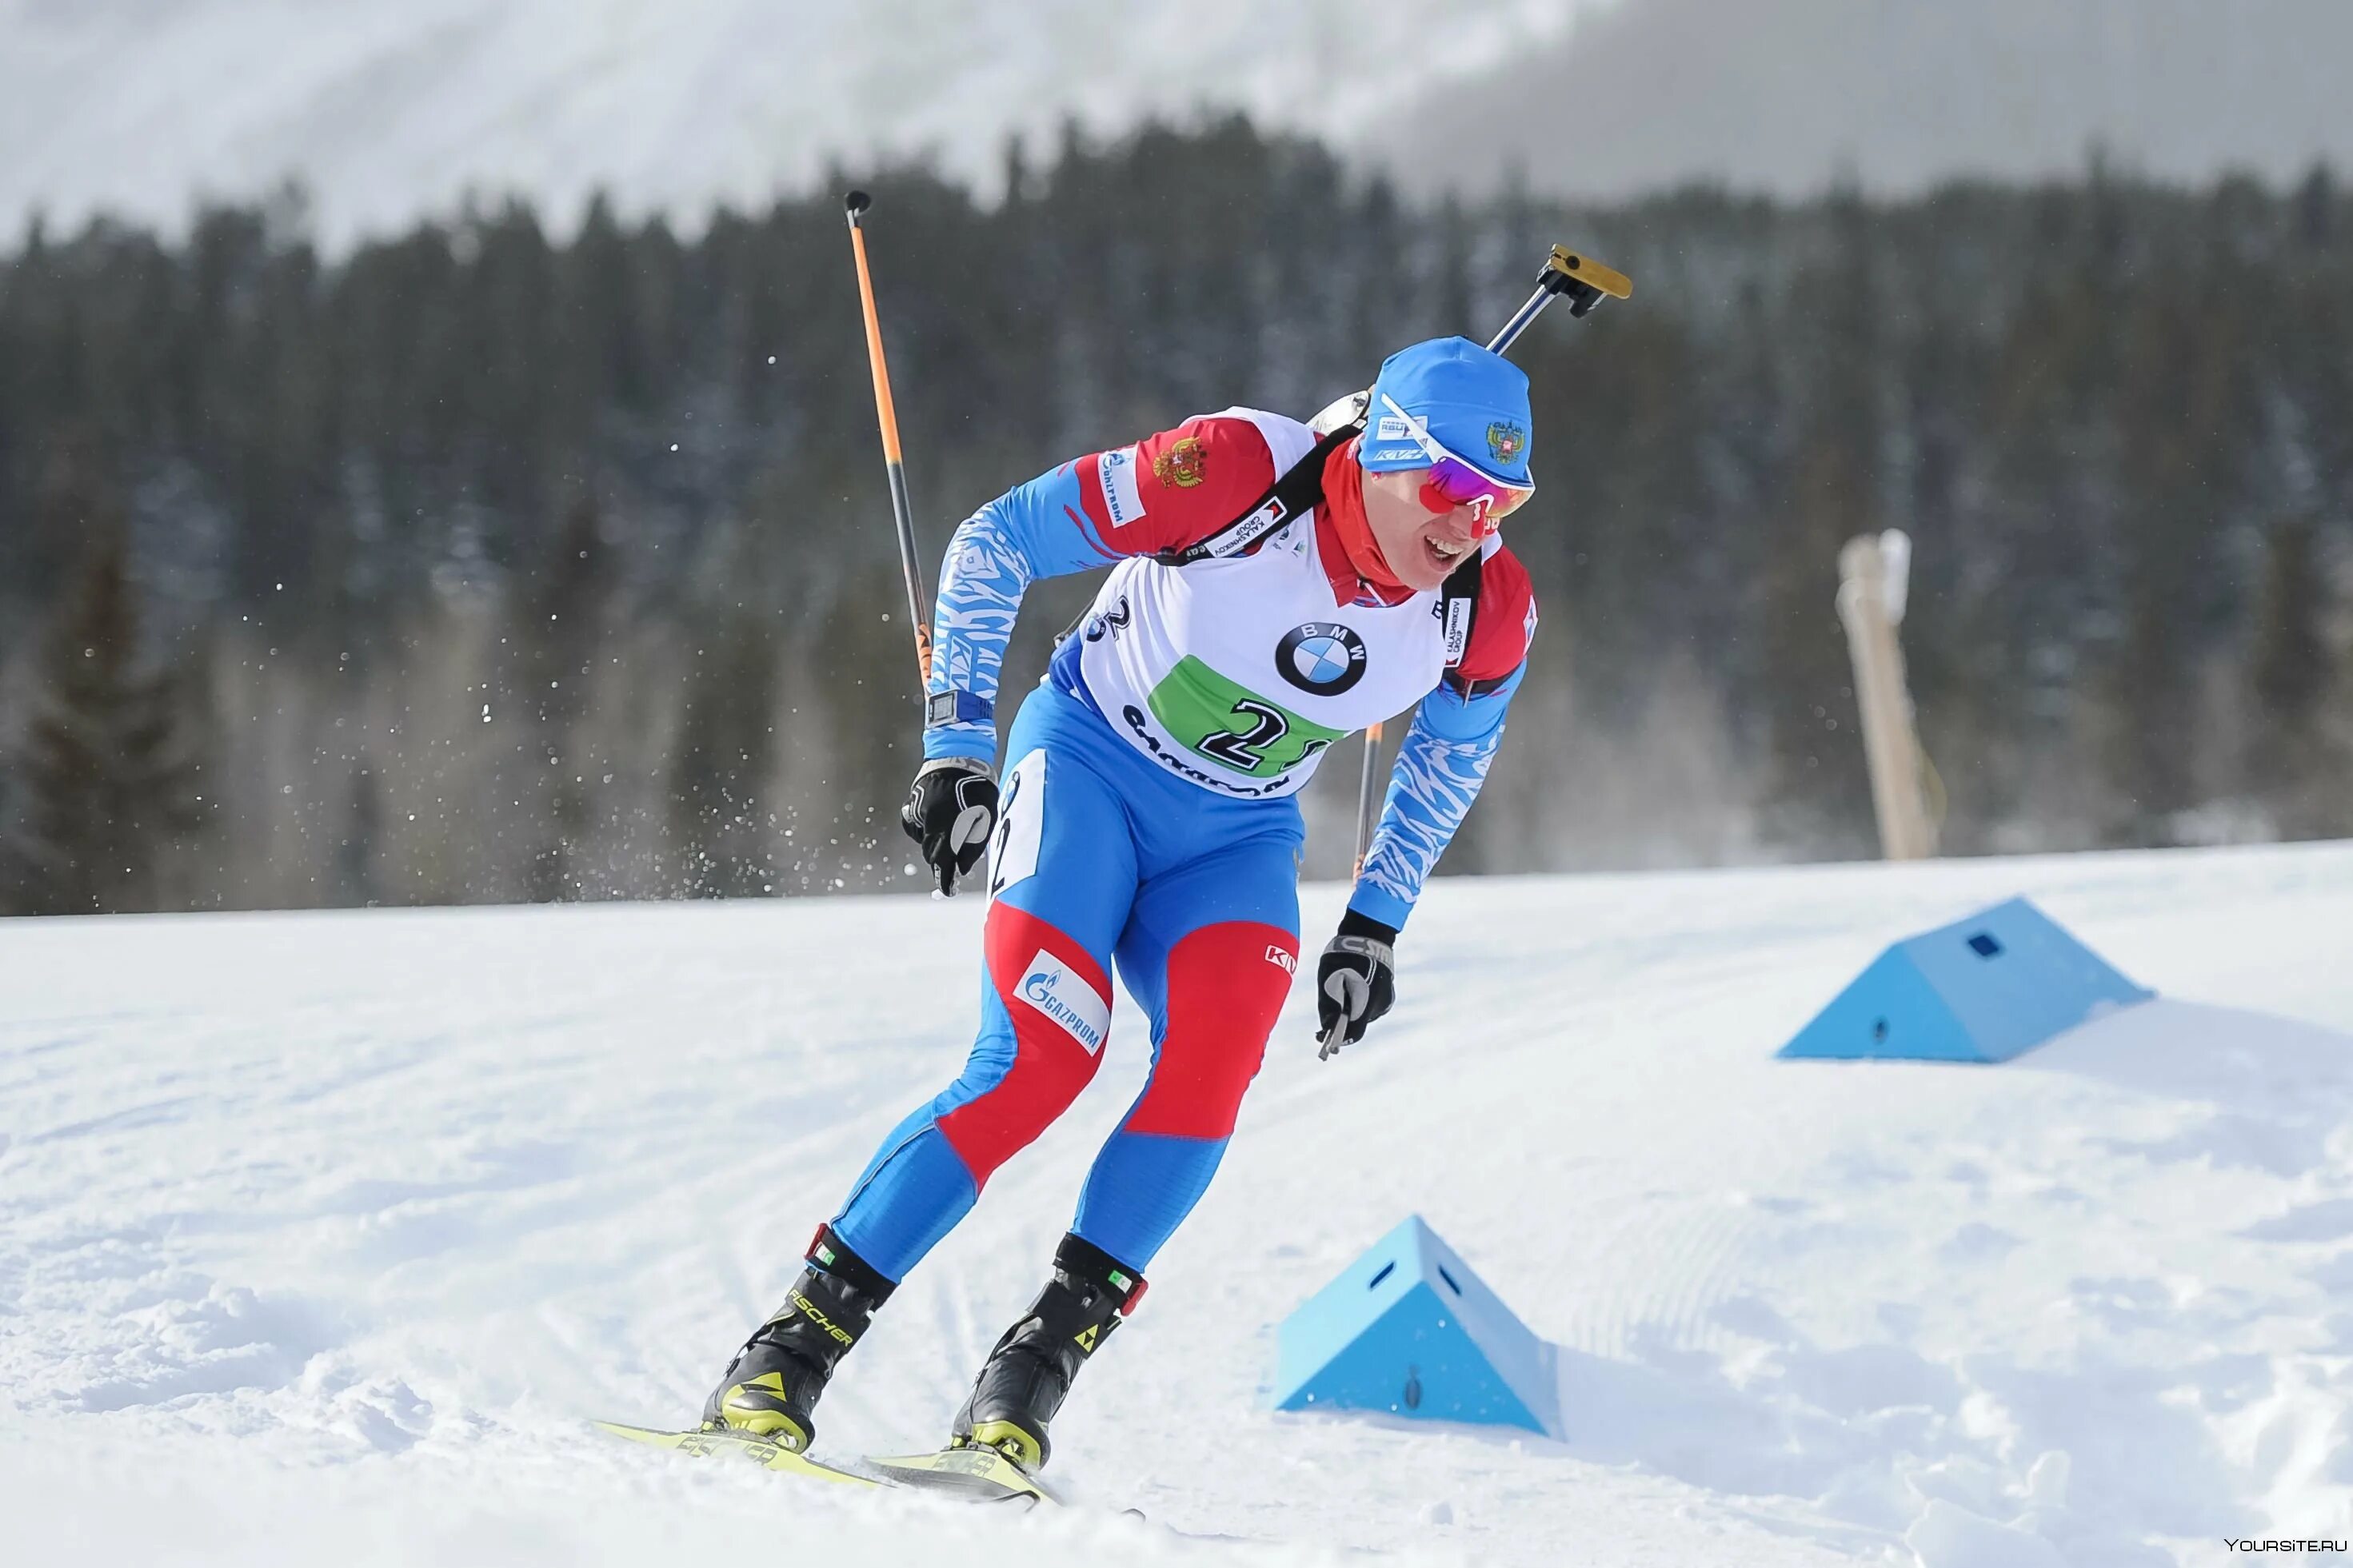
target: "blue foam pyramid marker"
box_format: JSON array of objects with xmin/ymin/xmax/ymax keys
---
[
  {"xmin": 1780, "ymin": 896, "xmax": 2153, "ymax": 1063},
  {"xmin": 1272, "ymin": 1215, "xmax": 1558, "ymax": 1437}
]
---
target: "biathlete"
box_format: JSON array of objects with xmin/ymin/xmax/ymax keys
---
[{"xmin": 701, "ymin": 335, "xmax": 1544, "ymax": 1469}]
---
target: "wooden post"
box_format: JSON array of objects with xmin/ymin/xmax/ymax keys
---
[{"xmin": 1836, "ymin": 531, "xmax": 1938, "ymax": 861}]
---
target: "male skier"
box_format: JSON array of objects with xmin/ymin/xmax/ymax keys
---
[{"xmin": 701, "ymin": 336, "xmax": 1544, "ymax": 1470}]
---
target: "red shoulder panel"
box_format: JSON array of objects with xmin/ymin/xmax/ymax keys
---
[
  {"xmin": 1072, "ymin": 413, "xmax": 1280, "ymax": 558},
  {"xmin": 1455, "ymin": 542, "xmax": 1537, "ymax": 684}
]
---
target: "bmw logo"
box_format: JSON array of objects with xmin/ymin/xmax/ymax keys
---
[{"xmin": 1276, "ymin": 622, "xmax": 1368, "ymax": 696}]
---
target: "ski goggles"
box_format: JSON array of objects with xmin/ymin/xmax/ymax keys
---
[{"xmin": 1376, "ymin": 392, "xmax": 1534, "ymax": 538}]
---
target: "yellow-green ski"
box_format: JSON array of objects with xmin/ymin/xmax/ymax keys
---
[
  {"xmin": 863, "ymin": 1443, "xmax": 1062, "ymax": 1507},
  {"xmin": 593, "ymin": 1419, "xmax": 881, "ymax": 1486}
]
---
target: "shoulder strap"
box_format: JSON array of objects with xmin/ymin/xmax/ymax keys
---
[
  {"xmin": 1157, "ymin": 409, "xmax": 1482, "ymax": 664},
  {"xmin": 1153, "ymin": 419, "xmax": 1364, "ymax": 566},
  {"xmin": 1439, "ymin": 550, "xmax": 1482, "ymax": 669}
]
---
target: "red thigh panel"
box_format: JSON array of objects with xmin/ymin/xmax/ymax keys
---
[
  {"xmin": 939, "ymin": 903, "xmax": 1114, "ymax": 1184},
  {"xmin": 1120, "ymin": 921, "xmax": 1299, "ymax": 1140}
]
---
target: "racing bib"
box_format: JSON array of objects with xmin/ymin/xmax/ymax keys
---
[{"xmin": 1145, "ymin": 656, "xmax": 1345, "ymax": 782}]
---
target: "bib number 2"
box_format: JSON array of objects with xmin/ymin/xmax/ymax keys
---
[
  {"xmin": 1200, "ymin": 698, "xmax": 1301, "ymax": 770},
  {"xmin": 1145, "ymin": 656, "xmax": 1344, "ymax": 781},
  {"xmin": 988, "ymin": 751, "xmax": 1046, "ymax": 897}
]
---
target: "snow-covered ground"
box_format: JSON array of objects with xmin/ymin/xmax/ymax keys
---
[{"xmin": 6, "ymin": 843, "xmax": 2352, "ymax": 1566}]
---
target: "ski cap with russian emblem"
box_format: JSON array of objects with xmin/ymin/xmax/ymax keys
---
[{"xmin": 1357, "ymin": 335, "xmax": 1533, "ymax": 489}]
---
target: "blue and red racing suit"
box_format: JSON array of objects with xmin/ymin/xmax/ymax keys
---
[{"xmin": 828, "ymin": 407, "xmax": 1536, "ymax": 1280}]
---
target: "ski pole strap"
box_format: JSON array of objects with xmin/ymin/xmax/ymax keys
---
[{"xmin": 1153, "ymin": 420, "xmax": 1364, "ymax": 566}]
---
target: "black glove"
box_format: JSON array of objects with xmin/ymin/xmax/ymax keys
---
[
  {"xmin": 899, "ymin": 757, "xmax": 998, "ymax": 896},
  {"xmin": 1316, "ymin": 909, "xmax": 1397, "ymax": 1059}
]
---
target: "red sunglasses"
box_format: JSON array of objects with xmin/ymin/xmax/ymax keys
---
[{"xmin": 1378, "ymin": 393, "xmax": 1534, "ymax": 539}]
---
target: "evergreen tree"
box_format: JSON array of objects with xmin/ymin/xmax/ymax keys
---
[
  {"xmin": 3, "ymin": 128, "xmax": 2351, "ymax": 903},
  {"xmin": 1755, "ymin": 195, "xmax": 1881, "ymax": 854},
  {"xmin": 334, "ymin": 762, "xmax": 382, "ymax": 907},
  {"xmin": 2247, "ymin": 513, "xmax": 2341, "ymax": 836},
  {"xmin": 669, "ymin": 610, "xmax": 781, "ymax": 897},
  {"xmin": 2252, "ymin": 515, "xmax": 2331, "ymax": 729},
  {"xmin": 2099, "ymin": 249, "xmax": 2251, "ymax": 844},
  {"xmin": 519, "ymin": 490, "xmax": 617, "ymax": 900},
  {"xmin": 2, "ymin": 526, "xmax": 205, "ymax": 914}
]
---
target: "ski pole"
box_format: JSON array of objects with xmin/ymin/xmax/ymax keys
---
[
  {"xmin": 1350, "ymin": 720, "xmax": 1384, "ymax": 883},
  {"xmin": 1488, "ymin": 245, "xmax": 1632, "ymax": 354},
  {"xmin": 1344, "ymin": 245, "xmax": 1632, "ymax": 879},
  {"xmin": 844, "ymin": 190, "xmax": 933, "ymax": 688}
]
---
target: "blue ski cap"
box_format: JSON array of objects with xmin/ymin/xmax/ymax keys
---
[{"xmin": 1359, "ymin": 336, "xmax": 1532, "ymax": 486}]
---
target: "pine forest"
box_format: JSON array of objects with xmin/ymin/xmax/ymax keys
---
[{"xmin": 2, "ymin": 118, "xmax": 2347, "ymax": 915}]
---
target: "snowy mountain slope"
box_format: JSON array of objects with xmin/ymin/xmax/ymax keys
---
[
  {"xmin": 0, "ymin": 0, "xmax": 1599, "ymax": 248},
  {"xmin": 14, "ymin": 0, "xmax": 2353, "ymax": 253},
  {"xmin": 5, "ymin": 843, "xmax": 2353, "ymax": 1565},
  {"xmin": 1374, "ymin": 0, "xmax": 2353, "ymax": 203}
]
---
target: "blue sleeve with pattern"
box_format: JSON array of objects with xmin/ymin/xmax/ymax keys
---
[
  {"xmin": 923, "ymin": 462, "xmax": 1121, "ymax": 761},
  {"xmin": 1348, "ymin": 662, "xmax": 1527, "ymax": 929}
]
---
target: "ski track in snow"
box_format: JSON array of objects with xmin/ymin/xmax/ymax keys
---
[{"xmin": 5, "ymin": 844, "xmax": 2353, "ymax": 1565}]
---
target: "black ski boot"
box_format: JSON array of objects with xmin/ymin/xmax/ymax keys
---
[
  {"xmin": 701, "ymin": 1225, "xmax": 894, "ymax": 1451},
  {"xmin": 949, "ymin": 1233, "xmax": 1145, "ymax": 1470}
]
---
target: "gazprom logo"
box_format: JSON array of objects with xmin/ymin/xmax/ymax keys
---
[
  {"xmin": 1100, "ymin": 445, "xmax": 1147, "ymax": 528},
  {"xmin": 1016, "ymin": 950, "xmax": 1109, "ymax": 1055}
]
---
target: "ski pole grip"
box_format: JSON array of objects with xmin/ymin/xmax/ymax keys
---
[
  {"xmin": 1541, "ymin": 245, "xmax": 1633, "ymax": 317},
  {"xmin": 1488, "ymin": 244, "xmax": 1635, "ymax": 353}
]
